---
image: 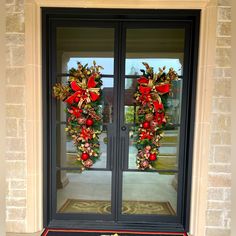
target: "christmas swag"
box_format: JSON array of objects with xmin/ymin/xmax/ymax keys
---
[
  {"xmin": 53, "ymin": 62, "xmax": 103, "ymax": 170},
  {"xmin": 134, "ymin": 62, "xmax": 178, "ymax": 170}
]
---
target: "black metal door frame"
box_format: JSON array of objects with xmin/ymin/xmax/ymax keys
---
[{"xmin": 42, "ymin": 8, "xmax": 200, "ymax": 233}]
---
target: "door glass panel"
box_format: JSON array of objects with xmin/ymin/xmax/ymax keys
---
[
  {"xmin": 125, "ymin": 28, "xmax": 185, "ymax": 76},
  {"xmin": 57, "ymin": 170, "xmax": 112, "ymax": 214},
  {"xmin": 121, "ymin": 28, "xmax": 184, "ymax": 215},
  {"xmin": 57, "ymin": 27, "xmax": 115, "ymax": 74},
  {"xmin": 122, "ymin": 172, "xmax": 177, "ymax": 215},
  {"xmin": 68, "ymin": 57, "xmax": 114, "ymax": 75},
  {"xmin": 55, "ymin": 27, "xmax": 115, "ymax": 215},
  {"xmin": 56, "ymin": 27, "xmax": 115, "ymax": 171}
]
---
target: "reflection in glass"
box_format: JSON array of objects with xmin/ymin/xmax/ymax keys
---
[
  {"xmin": 122, "ymin": 172, "xmax": 177, "ymax": 215},
  {"xmin": 57, "ymin": 170, "xmax": 112, "ymax": 214},
  {"xmin": 125, "ymin": 28, "xmax": 185, "ymax": 75},
  {"xmin": 57, "ymin": 27, "xmax": 115, "ymax": 74},
  {"xmin": 126, "ymin": 58, "xmax": 182, "ymax": 76},
  {"xmin": 68, "ymin": 57, "xmax": 114, "ymax": 75},
  {"xmin": 101, "ymin": 78, "xmax": 114, "ymax": 124},
  {"xmin": 124, "ymin": 78, "xmax": 138, "ymax": 124}
]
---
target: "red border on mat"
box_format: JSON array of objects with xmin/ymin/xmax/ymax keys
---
[{"xmin": 42, "ymin": 228, "xmax": 187, "ymax": 236}]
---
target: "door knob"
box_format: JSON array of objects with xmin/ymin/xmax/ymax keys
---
[{"xmin": 121, "ymin": 126, "xmax": 126, "ymax": 131}]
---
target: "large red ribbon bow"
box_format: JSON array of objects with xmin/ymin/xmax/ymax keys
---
[
  {"xmin": 65, "ymin": 75, "xmax": 100, "ymax": 107},
  {"xmin": 155, "ymin": 83, "xmax": 170, "ymax": 94}
]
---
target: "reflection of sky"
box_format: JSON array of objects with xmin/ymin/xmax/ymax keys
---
[
  {"xmin": 68, "ymin": 58, "xmax": 114, "ymax": 74},
  {"xmin": 68, "ymin": 57, "xmax": 182, "ymax": 88},
  {"xmin": 126, "ymin": 58, "xmax": 182, "ymax": 75}
]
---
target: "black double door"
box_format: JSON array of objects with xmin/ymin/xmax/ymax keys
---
[{"xmin": 43, "ymin": 9, "xmax": 200, "ymax": 233}]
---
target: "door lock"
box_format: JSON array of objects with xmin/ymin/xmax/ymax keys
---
[{"xmin": 121, "ymin": 126, "xmax": 126, "ymax": 131}]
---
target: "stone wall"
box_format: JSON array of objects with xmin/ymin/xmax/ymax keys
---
[
  {"xmin": 5, "ymin": 0, "xmax": 27, "ymax": 232},
  {"xmin": 4, "ymin": 0, "xmax": 232, "ymax": 235},
  {"xmin": 206, "ymin": 1, "xmax": 232, "ymax": 236}
]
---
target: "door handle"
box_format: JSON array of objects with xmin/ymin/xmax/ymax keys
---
[{"xmin": 121, "ymin": 126, "xmax": 126, "ymax": 131}]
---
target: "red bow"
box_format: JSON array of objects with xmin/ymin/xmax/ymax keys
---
[
  {"xmin": 65, "ymin": 75, "xmax": 100, "ymax": 107},
  {"xmin": 155, "ymin": 84, "xmax": 170, "ymax": 94},
  {"xmin": 137, "ymin": 76, "xmax": 149, "ymax": 84}
]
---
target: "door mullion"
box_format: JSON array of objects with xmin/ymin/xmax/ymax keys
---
[
  {"xmin": 115, "ymin": 22, "xmax": 127, "ymax": 221},
  {"xmin": 111, "ymin": 21, "xmax": 124, "ymax": 221}
]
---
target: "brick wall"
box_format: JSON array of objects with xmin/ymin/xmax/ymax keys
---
[
  {"xmin": 5, "ymin": 0, "xmax": 27, "ymax": 232},
  {"xmin": 4, "ymin": 0, "xmax": 232, "ymax": 235},
  {"xmin": 206, "ymin": 1, "xmax": 232, "ymax": 236}
]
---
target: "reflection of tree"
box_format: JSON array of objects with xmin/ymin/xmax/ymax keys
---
[{"xmin": 125, "ymin": 106, "xmax": 135, "ymax": 124}]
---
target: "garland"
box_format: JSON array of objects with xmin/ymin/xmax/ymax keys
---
[
  {"xmin": 134, "ymin": 62, "xmax": 178, "ymax": 170},
  {"xmin": 53, "ymin": 62, "xmax": 103, "ymax": 170}
]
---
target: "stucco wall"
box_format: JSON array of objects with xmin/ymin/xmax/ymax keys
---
[{"xmin": 4, "ymin": 0, "xmax": 232, "ymax": 235}]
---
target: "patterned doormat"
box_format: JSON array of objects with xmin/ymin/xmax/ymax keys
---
[{"xmin": 58, "ymin": 199, "xmax": 176, "ymax": 215}]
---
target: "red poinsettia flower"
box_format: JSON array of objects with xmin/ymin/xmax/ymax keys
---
[
  {"xmin": 153, "ymin": 101, "xmax": 164, "ymax": 111},
  {"xmin": 154, "ymin": 112, "xmax": 166, "ymax": 125},
  {"xmin": 68, "ymin": 106, "xmax": 82, "ymax": 118},
  {"xmin": 79, "ymin": 127, "xmax": 94, "ymax": 141},
  {"xmin": 139, "ymin": 130, "xmax": 153, "ymax": 140}
]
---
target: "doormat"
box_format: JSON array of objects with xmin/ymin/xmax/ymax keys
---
[
  {"xmin": 58, "ymin": 199, "xmax": 176, "ymax": 215},
  {"xmin": 42, "ymin": 228, "xmax": 187, "ymax": 236}
]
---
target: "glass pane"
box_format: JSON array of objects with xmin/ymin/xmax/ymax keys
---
[
  {"xmin": 122, "ymin": 172, "xmax": 178, "ymax": 215},
  {"xmin": 101, "ymin": 78, "xmax": 114, "ymax": 124},
  {"xmin": 125, "ymin": 28, "xmax": 185, "ymax": 75},
  {"xmin": 57, "ymin": 170, "xmax": 112, "ymax": 214},
  {"xmin": 124, "ymin": 78, "xmax": 138, "ymax": 124},
  {"xmin": 124, "ymin": 28, "xmax": 184, "ymax": 171},
  {"xmin": 57, "ymin": 27, "xmax": 115, "ymax": 74},
  {"xmin": 56, "ymin": 124, "xmax": 108, "ymax": 169}
]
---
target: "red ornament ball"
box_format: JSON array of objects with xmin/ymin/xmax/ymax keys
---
[
  {"xmin": 86, "ymin": 118, "xmax": 94, "ymax": 126},
  {"xmin": 74, "ymin": 97, "xmax": 79, "ymax": 103},
  {"xmin": 149, "ymin": 153, "xmax": 157, "ymax": 161},
  {"xmin": 142, "ymin": 121, "xmax": 150, "ymax": 129},
  {"xmin": 81, "ymin": 152, "xmax": 89, "ymax": 161}
]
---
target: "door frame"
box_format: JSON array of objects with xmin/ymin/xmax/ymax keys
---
[{"xmin": 42, "ymin": 8, "xmax": 200, "ymax": 233}]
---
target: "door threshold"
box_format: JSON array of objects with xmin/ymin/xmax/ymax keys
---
[{"xmin": 42, "ymin": 228, "xmax": 187, "ymax": 236}]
